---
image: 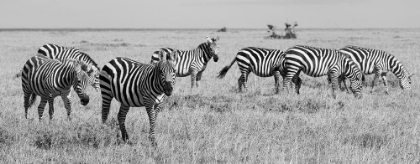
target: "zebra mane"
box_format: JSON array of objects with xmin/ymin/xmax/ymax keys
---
[{"xmin": 77, "ymin": 51, "xmax": 99, "ymax": 68}]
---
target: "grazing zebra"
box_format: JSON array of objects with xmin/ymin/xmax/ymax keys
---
[
  {"xmin": 217, "ymin": 47, "xmax": 287, "ymax": 93},
  {"xmin": 21, "ymin": 55, "xmax": 92, "ymax": 120},
  {"xmin": 282, "ymin": 45, "xmax": 363, "ymax": 98},
  {"xmin": 150, "ymin": 36, "xmax": 219, "ymax": 88},
  {"xmin": 336, "ymin": 46, "xmax": 413, "ymax": 94},
  {"xmin": 36, "ymin": 43, "xmax": 100, "ymax": 91},
  {"xmin": 100, "ymin": 52, "xmax": 177, "ymax": 146}
]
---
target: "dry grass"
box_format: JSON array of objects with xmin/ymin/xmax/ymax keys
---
[{"xmin": 1, "ymin": 28, "xmax": 420, "ymax": 163}]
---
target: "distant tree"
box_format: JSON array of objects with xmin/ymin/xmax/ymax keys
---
[
  {"xmin": 217, "ymin": 27, "xmax": 227, "ymax": 32},
  {"xmin": 265, "ymin": 22, "xmax": 298, "ymax": 39}
]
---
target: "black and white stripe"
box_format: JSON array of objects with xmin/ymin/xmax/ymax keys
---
[
  {"xmin": 150, "ymin": 37, "xmax": 219, "ymax": 88},
  {"xmin": 338, "ymin": 46, "xmax": 412, "ymax": 94},
  {"xmin": 217, "ymin": 47, "xmax": 285, "ymax": 93},
  {"xmin": 21, "ymin": 56, "xmax": 91, "ymax": 120},
  {"xmin": 37, "ymin": 43, "xmax": 100, "ymax": 91},
  {"xmin": 282, "ymin": 45, "xmax": 363, "ymax": 98},
  {"xmin": 100, "ymin": 53, "xmax": 177, "ymax": 146}
]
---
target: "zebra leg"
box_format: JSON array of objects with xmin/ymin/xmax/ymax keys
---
[
  {"xmin": 283, "ymin": 70, "xmax": 296, "ymax": 94},
  {"xmin": 117, "ymin": 104, "xmax": 130, "ymax": 142},
  {"xmin": 101, "ymin": 95, "xmax": 113, "ymax": 123},
  {"xmin": 48, "ymin": 96, "xmax": 54, "ymax": 120},
  {"xmin": 196, "ymin": 71, "xmax": 204, "ymax": 87},
  {"xmin": 37, "ymin": 98, "xmax": 48, "ymax": 120},
  {"xmin": 23, "ymin": 92, "xmax": 32, "ymax": 119},
  {"xmin": 290, "ymin": 70, "xmax": 302, "ymax": 94},
  {"xmin": 329, "ymin": 73, "xmax": 339, "ymax": 99},
  {"xmin": 189, "ymin": 68, "xmax": 198, "ymax": 88},
  {"xmin": 371, "ymin": 72, "xmax": 380, "ymax": 93},
  {"xmin": 274, "ymin": 71, "xmax": 281, "ymax": 94},
  {"xmin": 146, "ymin": 104, "xmax": 158, "ymax": 146},
  {"xmin": 61, "ymin": 94, "xmax": 72, "ymax": 120},
  {"xmin": 380, "ymin": 72, "xmax": 389, "ymax": 94}
]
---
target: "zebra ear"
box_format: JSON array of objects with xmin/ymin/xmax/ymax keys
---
[
  {"xmin": 212, "ymin": 36, "xmax": 219, "ymax": 42},
  {"xmin": 409, "ymin": 73, "xmax": 415, "ymax": 78},
  {"xmin": 206, "ymin": 36, "xmax": 212, "ymax": 43}
]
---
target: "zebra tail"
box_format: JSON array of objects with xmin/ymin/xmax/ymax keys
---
[
  {"xmin": 217, "ymin": 57, "xmax": 237, "ymax": 79},
  {"xmin": 28, "ymin": 93, "xmax": 37, "ymax": 109},
  {"xmin": 14, "ymin": 70, "xmax": 23, "ymax": 79}
]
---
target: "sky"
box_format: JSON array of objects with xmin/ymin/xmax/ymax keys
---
[{"xmin": 0, "ymin": 0, "xmax": 419, "ymax": 29}]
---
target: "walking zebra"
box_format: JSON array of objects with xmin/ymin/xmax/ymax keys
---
[
  {"xmin": 150, "ymin": 36, "xmax": 219, "ymax": 88},
  {"xmin": 336, "ymin": 46, "xmax": 413, "ymax": 94},
  {"xmin": 21, "ymin": 55, "xmax": 92, "ymax": 120},
  {"xmin": 217, "ymin": 47, "xmax": 286, "ymax": 93},
  {"xmin": 100, "ymin": 52, "xmax": 177, "ymax": 146},
  {"xmin": 282, "ymin": 45, "xmax": 363, "ymax": 98},
  {"xmin": 30, "ymin": 43, "xmax": 100, "ymax": 90}
]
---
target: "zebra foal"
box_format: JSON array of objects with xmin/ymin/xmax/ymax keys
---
[
  {"xmin": 21, "ymin": 56, "xmax": 92, "ymax": 120},
  {"xmin": 100, "ymin": 51, "xmax": 177, "ymax": 146}
]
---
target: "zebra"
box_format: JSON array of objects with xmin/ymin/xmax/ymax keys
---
[
  {"xmin": 15, "ymin": 44, "xmax": 100, "ymax": 90},
  {"xmin": 281, "ymin": 45, "xmax": 363, "ymax": 98},
  {"xmin": 335, "ymin": 46, "xmax": 413, "ymax": 94},
  {"xmin": 21, "ymin": 55, "xmax": 92, "ymax": 120},
  {"xmin": 150, "ymin": 36, "xmax": 219, "ymax": 88},
  {"xmin": 217, "ymin": 47, "xmax": 286, "ymax": 93},
  {"xmin": 100, "ymin": 52, "xmax": 177, "ymax": 146},
  {"xmin": 37, "ymin": 43, "xmax": 100, "ymax": 91}
]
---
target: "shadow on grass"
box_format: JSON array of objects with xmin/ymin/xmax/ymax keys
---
[
  {"xmin": 342, "ymin": 133, "xmax": 389, "ymax": 150},
  {"xmin": 32, "ymin": 120, "xmax": 121, "ymax": 150},
  {"xmin": 0, "ymin": 127, "xmax": 15, "ymax": 146},
  {"xmin": 164, "ymin": 94, "xmax": 235, "ymax": 114}
]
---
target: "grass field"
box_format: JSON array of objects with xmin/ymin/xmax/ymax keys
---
[{"xmin": 1, "ymin": 28, "xmax": 420, "ymax": 163}]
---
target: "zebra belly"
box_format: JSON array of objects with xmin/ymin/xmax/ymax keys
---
[
  {"xmin": 252, "ymin": 70, "xmax": 274, "ymax": 77},
  {"xmin": 111, "ymin": 88, "xmax": 145, "ymax": 107}
]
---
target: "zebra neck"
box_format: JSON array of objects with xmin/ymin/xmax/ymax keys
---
[
  {"xmin": 392, "ymin": 63, "xmax": 409, "ymax": 80},
  {"xmin": 197, "ymin": 44, "xmax": 212, "ymax": 63},
  {"xmin": 149, "ymin": 67, "xmax": 165, "ymax": 94}
]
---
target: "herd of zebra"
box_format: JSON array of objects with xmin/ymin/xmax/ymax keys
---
[{"xmin": 17, "ymin": 36, "xmax": 413, "ymax": 146}]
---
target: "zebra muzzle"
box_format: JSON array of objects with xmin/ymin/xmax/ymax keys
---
[
  {"xmin": 164, "ymin": 82, "xmax": 173, "ymax": 96},
  {"xmin": 80, "ymin": 93, "xmax": 90, "ymax": 106},
  {"xmin": 213, "ymin": 55, "xmax": 219, "ymax": 62},
  {"xmin": 354, "ymin": 92, "xmax": 362, "ymax": 99}
]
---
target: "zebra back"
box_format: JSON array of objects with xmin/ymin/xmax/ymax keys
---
[{"xmin": 37, "ymin": 43, "xmax": 100, "ymax": 91}]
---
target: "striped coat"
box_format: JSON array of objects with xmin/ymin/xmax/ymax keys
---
[
  {"xmin": 281, "ymin": 45, "xmax": 363, "ymax": 98},
  {"xmin": 217, "ymin": 47, "xmax": 285, "ymax": 93},
  {"xmin": 100, "ymin": 52, "xmax": 177, "ymax": 146},
  {"xmin": 151, "ymin": 37, "xmax": 219, "ymax": 88},
  {"xmin": 37, "ymin": 43, "xmax": 100, "ymax": 91},
  {"xmin": 21, "ymin": 55, "xmax": 92, "ymax": 120},
  {"xmin": 338, "ymin": 46, "xmax": 412, "ymax": 94}
]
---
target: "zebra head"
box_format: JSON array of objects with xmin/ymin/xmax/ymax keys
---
[
  {"xmin": 70, "ymin": 60, "xmax": 92, "ymax": 106},
  {"xmin": 157, "ymin": 51, "xmax": 178, "ymax": 96},
  {"xmin": 400, "ymin": 71, "xmax": 413, "ymax": 91},
  {"xmin": 86, "ymin": 66, "xmax": 100, "ymax": 92},
  {"xmin": 343, "ymin": 57, "xmax": 363, "ymax": 99},
  {"xmin": 205, "ymin": 36, "xmax": 220, "ymax": 62}
]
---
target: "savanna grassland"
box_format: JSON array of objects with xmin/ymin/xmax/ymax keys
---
[{"xmin": 1, "ymin": 28, "xmax": 420, "ymax": 163}]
